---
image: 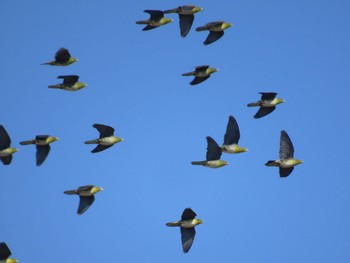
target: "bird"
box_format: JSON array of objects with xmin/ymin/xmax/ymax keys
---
[
  {"xmin": 196, "ymin": 21, "xmax": 232, "ymax": 45},
  {"xmin": 164, "ymin": 5, "xmax": 203, "ymax": 37},
  {"xmin": 0, "ymin": 125, "xmax": 19, "ymax": 165},
  {"xmin": 136, "ymin": 10, "xmax": 173, "ymax": 31},
  {"xmin": 182, "ymin": 65, "xmax": 218, "ymax": 85},
  {"xmin": 85, "ymin": 124, "xmax": 123, "ymax": 153},
  {"xmin": 221, "ymin": 115, "xmax": 248, "ymax": 154},
  {"xmin": 191, "ymin": 136, "xmax": 228, "ymax": 168},
  {"xmin": 20, "ymin": 135, "xmax": 59, "ymax": 166},
  {"xmin": 48, "ymin": 75, "xmax": 87, "ymax": 91},
  {"xmin": 247, "ymin": 92, "xmax": 285, "ymax": 119},
  {"xmin": 41, "ymin": 48, "xmax": 78, "ymax": 66},
  {"xmin": 265, "ymin": 130, "xmax": 303, "ymax": 177},
  {"xmin": 166, "ymin": 208, "xmax": 203, "ymax": 253},
  {"xmin": 0, "ymin": 242, "xmax": 18, "ymax": 263},
  {"xmin": 64, "ymin": 185, "xmax": 103, "ymax": 215}
]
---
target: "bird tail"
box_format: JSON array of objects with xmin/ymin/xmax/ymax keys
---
[
  {"xmin": 265, "ymin": 160, "xmax": 278, "ymax": 167},
  {"xmin": 182, "ymin": 71, "xmax": 194, "ymax": 76},
  {"xmin": 20, "ymin": 140, "xmax": 35, "ymax": 145},
  {"xmin": 164, "ymin": 8, "xmax": 178, "ymax": 14},
  {"xmin": 84, "ymin": 139, "xmax": 99, "ymax": 144},
  {"xmin": 195, "ymin": 26, "xmax": 207, "ymax": 32},
  {"xmin": 41, "ymin": 61, "xmax": 55, "ymax": 66},
  {"xmin": 136, "ymin": 20, "xmax": 149, "ymax": 25},
  {"xmin": 64, "ymin": 190, "xmax": 77, "ymax": 195},
  {"xmin": 247, "ymin": 102, "xmax": 260, "ymax": 107},
  {"xmin": 166, "ymin": 221, "xmax": 181, "ymax": 227},
  {"xmin": 191, "ymin": 161, "xmax": 206, "ymax": 166},
  {"xmin": 48, "ymin": 85, "xmax": 61, "ymax": 89}
]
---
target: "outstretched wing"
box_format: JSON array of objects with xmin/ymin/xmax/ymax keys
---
[
  {"xmin": 0, "ymin": 125, "xmax": 11, "ymax": 150},
  {"xmin": 93, "ymin": 124, "xmax": 115, "ymax": 137},
  {"xmin": 206, "ymin": 136, "xmax": 222, "ymax": 161},
  {"xmin": 204, "ymin": 31, "xmax": 224, "ymax": 45},
  {"xmin": 279, "ymin": 130, "xmax": 294, "ymax": 160},
  {"xmin": 179, "ymin": 14, "xmax": 194, "ymax": 37},
  {"xmin": 254, "ymin": 106, "xmax": 276, "ymax": 119},
  {"xmin": 181, "ymin": 227, "xmax": 196, "ymax": 253},
  {"xmin": 223, "ymin": 115, "xmax": 240, "ymax": 145},
  {"xmin": 78, "ymin": 196, "xmax": 95, "ymax": 215},
  {"xmin": 55, "ymin": 48, "xmax": 71, "ymax": 63},
  {"xmin": 36, "ymin": 145, "xmax": 50, "ymax": 166},
  {"xmin": 181, "ymin": 208, "xmax": 196, "ymax": 220}
]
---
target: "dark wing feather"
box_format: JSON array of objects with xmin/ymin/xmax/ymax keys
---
[
  {"xmin": 58, "ymin": 75, "xmax": 79, "ymax": 86},
  {"xmin": 78, "ymin": 196, "xmax": 95, "ymax": 215},
  {"xmin": 206, "ymin": 136, "xmax": 222, "ymax": 161},
  {"xmin": 224, "ymin": 115, "xmax": 240, "ymax": 145},
  {"xmin": 55, "ymin": 48, "xmax": 71, "ymax": 63},
  {"xmin": 279, "ymin": 167, "xmax": 294, "ymax": 177},
  {"xmin": 179, "ymin": 14, "xmax": 194, "ymax": 37},
  {"xmin": 36, "ymin": 145, "xmax": 50, "ymax": 166},
  {"xmin": 0, "ymin": 242, "xmax": 11, "ymax": 260},
  {"xmin": 254, "ymin": 106, "xmax": 276, "ymax": 119},
  {"xmin": 195, "ymin": 65, "xmax": 209, "ymax": 72},
  {"xmin": 144, "ymin": 10, "xmax": 164, "ymax": 21},
  {"xmin": 142, "ymin": 25, "xmax": 157, "ymax": 31},
  {"xmin": 0, "ymin": 125, "xmax": 11, "ymax": 150},
  {"xmin": 77, "ymin": 185, "xmax": 94, "ymax": 192},
  {"xmin": 181, "ymin": 227, "xmax": 196, "ymax": 253},
  {"xmin": 279, "ymin": 130, "xmax": 294, "ymax": 160},
  {"xmin": 181, "ymin": 208, "xmax": 196, "ymax": 220},
  {"xmin": 260, "ymin": 92, "xmax": 277, "ymax": 101},
  {"xmin": 1, "ymin": 155, "xmax": 12, "ymax": 165},
  {"xmin": 190, "ymin": 76, "xmax": 209, "ymax": 85},
  {"xmin": 93, "ymin": 124, "xmax": 115, "ymax": 137},
  {"xmin": 204, "ymin": 31, "xmax": 224, "ymax": 45},
  {"xmin": 91, "ymin": 144, "xmax": 113, "ymax": 153}
]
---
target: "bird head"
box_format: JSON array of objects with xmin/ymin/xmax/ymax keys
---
[
  {"xmin": 294, "ymin": 159, "xmax": 303, "ymax": 166},
  {"xmin": 77, "ymin": 82, "xmax": 88, "ymax": 90},
  {"xmin": 208, "ymin": 68, "xmax": 219, "ymax": 74},
  {"xmin": 91, "ymin": 186, "xmax": 104, "ymax": 194},
  {"xmin": 193, "ymin": 218, "xmax": 204, "ymax": 226},
  {"xmin": 218, "ymin": 160, "xmax": 229, "ymax": 167},
  {"xmin": 68, "ymin": 57, "xmax": 79, "ymax": 65},
  {"xmin": 163, "ymin": 18, "xmax": 173, "ymax": 24},
  {"xmin": 47, "ymin": 137, "xmax": 59, "ymax": 143},
  {"xmin": 222, "ymin": 22, "xmax": 232, "ymax": 30},
  {"xmin": 8, "ymin": 148, "xmax": 19, "ymax": 154},
  {"xmin": 276, "ymin": 98, "xmax": 285, "ymax": 105},
  {"xmin": 192, "ymin": 6, "xmax": 203, "ymax": 13},
  {"xmin": 7, "ymin": 258, "xmax": 19, "ymax": 263}
]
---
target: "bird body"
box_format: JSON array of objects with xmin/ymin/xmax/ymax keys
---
[
  {"xmin": 0, "ymin": 125, "xmax": 19, "ymax": 165},
  {"xmin": 166, "ymin": 208, "xmax": 203, "ymax": 253},
  {"xmin": 64, "ymin": 185, "xmax": 103, "ymax": 215},
  {"xmin": 221, "ymin": 115, "xmax": 248, "ymax": 154},
  {"xmin": 265, "ymin": 130, "xmax": 303, "ymax": 177},
  {"xmin": 48, "ymin": 75, "xmax": 87, "ymax": 91},
  {"xmin": 164, "ymin": 5, "xmax": 203, "ymax": 37},
  {"xmin": 191, "ymin": 136, "xmax": 228, "ymax": 168},
  {"xmin": 136, "ymin": 10, "xmax": 173, "ymax": 30},
  {"xmin": 182, "ymin": 65, "xmax": 218, "ymax": 85},
  {"xmin": 85, "ymin": 124, "xmax": 123, "ymax": 153},
  {"xmin": 20, "ymin": 135, "xmax": 58, "ymax": 166},
  {"xmin": 0, "ymin": 242, "xmax": 18, "ymax": 263},
  {"xmin": 248, "ymin": 92, "xmax": 285, "ymax": 118},
  {"xmin": 41, "ymin": 48, "xmax": 78, "ymax": 66},
  {"xmin": 196, "ymin": 21, "xmax": 232, "ymax": 45}
]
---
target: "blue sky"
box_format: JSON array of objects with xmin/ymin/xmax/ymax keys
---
[{"xmin": 1, "ymin": 0, "xmax": 350, "ymax": 262}]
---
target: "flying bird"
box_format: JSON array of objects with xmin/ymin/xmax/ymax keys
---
[
  {"xmin": 41, "ymin": 48, "xmax": 78, "ymax": 66},
  {"xmin": 166, "ymin": 208, "xmax": 203, "ymax": 253},
  {"xmin": 0, "ymin": 125, "xmax": 19, "ymax": 165},
  {"xmin": 48, "ymin": 75, "xmax": 87, "ymax": 91},
  {"xmin": 64, "ymin": 185, "xmax": 103, "ymax": 215},
  {"xmin": 136, "ymin": 10, "xmax": 173, "ymax": 31},
  {"xmin": 221, "ymin": 115, "xmax": 248, "ymax": 154},
  {"xmin": 191, "ymin": 136, "xmax": 228, "ymax": 168},
  {"xmin": 247, "ymin": 92, "xmax": 285, "ymax": 119},
  {"xmin": 196, "ymin": 21, "xmax": 232, "ymax": 45},
  {"xmin": 265, "ymin": 130, "xmax": 303, "ymax": 177},
  {"xmin": 182, "ymin": 65, "xmax": 218, "ymax": 85},
  {"xmin": 164, "ymin": 5, "xmax": 203, "ymax": 37},
  {"xmin": 20, "ymin": 135, "xmax": 59, "ymax": 166},
  {"xmin": 0, "ymin": 242, "xmax": 18, "ymax": 263},
  {"xmin": 85, "ymin": 124, "xmax": 123, "ymax": 153}
]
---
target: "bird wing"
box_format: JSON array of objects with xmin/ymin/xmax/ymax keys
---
[
  {"xmin": 0, "ymin": 242, "xmax": 11, "ymax": 260},
  {"xmin": 254, "ymin": 106, "xmax": 276, "ymax": 119},
  {"xmin": 181, "ymin": 227, "xmax": 196, "ymax": 253},
  {"xmin": 181, "ymin": 208, "xmax": 197, "ymax": 220},
  {"xmin": 35, "ymin": 135, "xmax": 50, "ymax": 142},
  {"xmin": 260, "ymin": 92, "xmax": 277, "ymax": 101},
  {"xmin": 179, "ymin": 14, "xmax": 194, "ymax": 37},
  {"xmin": 195, "ymin": 65, "xmax": 209, "ymax": 72},
  {"xmin": 0, "ymin": 155, "xmax": 13, "ymax": 165},
  {"xmin": 279, "ymin": 130, "xmax": 294, "ymax": 160},
  {"xmin": 55, "ymin": 48, "xmax": 71, "ymax": 63},
  {"xmin": 223, "ymin": 115, "xmax": 240, "ymax": 145},
  {"xmin": 0, "ymin": 125, "xmax": 11, "ymax": 150},
  {"xmin": 144, "ymin": 10, "xmax": 164, "ymax": 21},
  {"xmin": 204, "ymin": 31, "xmax": 224, "ymax": 45},
  {"xmin": 77, "ymin": 185, "xmax": 94, "ymax": 192},
  {"xmin": 142, "ymin": 25, "xmax": 157, "ymax": 31},
  {"xmin": 58, "ymin": 75, "xmax": 79, "ymax": 86},
  {"xmin": 190, "ymin": 76, "xmax": 210, "ymax": 85},
  {"xmin": 279, "ymin": 167, "xmax": 294, "ymax": 177},
  {"xmin": 91, "ymin": 144, "xmax": 113, "ymax": 153},
  {"xmin": 206, "ymin": 136, "xmax": 222, "ymax": 161},
  {"xmin": 93, "ymin": 124, "xmax": 115, "ymax": 137},
  {"xmin": 78, "ymin": 195, "xmax": 95, "ymax": 215},
  {"xmin": 36, "ymin": 145, "xmax": 50, "ymax": 166}
]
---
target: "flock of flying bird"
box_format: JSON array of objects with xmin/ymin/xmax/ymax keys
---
[{"xmin": 0, "ymin": 4, "xmax": 304, "ymax": 259}]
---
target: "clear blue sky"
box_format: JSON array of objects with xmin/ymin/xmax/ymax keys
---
[{"xmin": 1, "ymin": 0, "xmax": 350, "ymax": 262}]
